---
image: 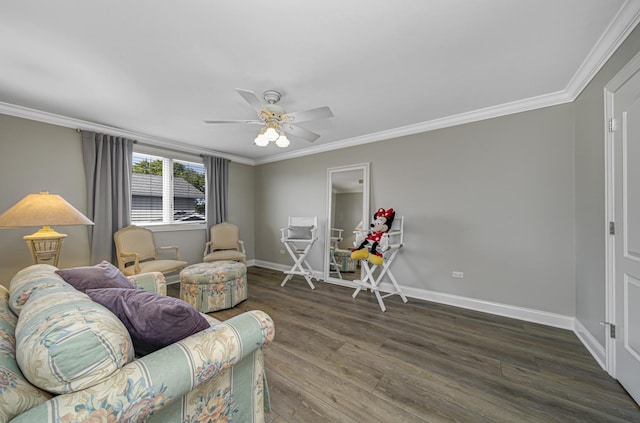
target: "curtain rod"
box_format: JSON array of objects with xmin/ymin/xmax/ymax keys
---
[
  {"xmin": 75, "ymin": 127, "xmax": 137, "ymax": 142},
  {"xmin": 76, "ymin": 129, "xmax": 228, "ymax": 161}
]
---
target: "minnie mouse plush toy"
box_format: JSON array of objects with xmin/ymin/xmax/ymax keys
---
[{"xmin": 351, "ymin": 208, "xmax": 395, "ymax": 265}]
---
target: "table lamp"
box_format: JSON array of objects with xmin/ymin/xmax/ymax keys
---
[{"xmin": 0, "ymin": 191, "xmax": 94, "ymax": 266}]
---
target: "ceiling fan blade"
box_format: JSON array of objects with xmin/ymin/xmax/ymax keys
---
[
  {"xmin": 203, "ymin": 119, "xmax": 262, "ymax": 124},
  {"xmin": 284, "ymin": 106, "xmax": 333, "ymax": 123},
  {"xmin": 235, "ymin": 88, "xmax": 264, "ymax": 113},
  {"xmin": 281, "ymin": 124, "xmax": 320, "ymax": 143}
]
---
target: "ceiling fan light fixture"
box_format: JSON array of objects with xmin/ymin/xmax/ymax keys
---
[
  {"xmin": 205, "ymin": 88, "xmax": 333, "ymax": 148},
  {"xmin": 254, "ymin": 137, "xmax": 269, "ymax": 147},
  {"xmin": 264, "ymin": 125, "xmax": 279, "ymax": 142},
  {"xmin": 275, "ymin": 133, "xmax": 290, "ymax": 148},
  {"xmin": 254, "ymin": 130, "xmax": 269, "ymax": 147}
]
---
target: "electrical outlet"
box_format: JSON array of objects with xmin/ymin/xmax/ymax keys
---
[
  {"xmin": 279, "ymin": 250, "xmax": 285, "ymax": 255},
  {"xmin": 452, "ymin": 271, "xmax": 464, "ymax": 279}
]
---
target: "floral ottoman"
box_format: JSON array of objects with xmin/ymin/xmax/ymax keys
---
[{"xmin": 180, "ymin": 261, "xmax": 247, "ymax": 313}]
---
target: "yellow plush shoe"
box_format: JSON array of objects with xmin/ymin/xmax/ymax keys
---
[
  {"xmin": 368, "ymin": 254, "xmax": 383, "ymax": 266},
  {"xmin": 351, "ymin": 249, "xmax": 369, "ymax": 260}
]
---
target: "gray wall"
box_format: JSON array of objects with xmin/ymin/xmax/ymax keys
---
[
  {"xmin": 0, "ymin": 116, "xmax": 92, "ymax": 286},
  {"xmin": 0, "ymin": 114, "xmax": 255, "ymax": 287},
  {"xmin": 227, "ymin": 162, "xmax": 255, "ymax": 259},
  {"xmin": 255, "ymin": 104, "xmax": 576, "ymax": 316},
  {"xmin": 255, "ymin": 154, "xmax": 328, "ymax": 267},
  {"xmin": 574, "ymin": 25, "xmax": 640, "ymax": 346}
]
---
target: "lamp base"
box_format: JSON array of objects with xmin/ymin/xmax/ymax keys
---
[{"xmin": 23, "ymin": 226, "xmax": 67, "ymax": 267}]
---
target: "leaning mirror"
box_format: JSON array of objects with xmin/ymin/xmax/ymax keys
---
[{"xmin": 324, "ymin": 163, "xmax": 370, "ymax": 284}]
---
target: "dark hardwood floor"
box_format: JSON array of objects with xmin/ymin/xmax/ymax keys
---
[{"xmin": 169, "ymin": 267, "xmax": 640, "ymax": 422}]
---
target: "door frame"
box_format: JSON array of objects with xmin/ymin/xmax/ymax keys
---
[{"xmin": 604, "ymin": 49, "xmax": 640, "ymax": 377}]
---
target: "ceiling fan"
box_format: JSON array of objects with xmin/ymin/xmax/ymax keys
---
[{"xmin": 204, "ymin": 89, "xmax": 333, "ymax": 147}]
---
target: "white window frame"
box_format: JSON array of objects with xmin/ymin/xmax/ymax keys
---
[{"xmin": 132, "ymin": 147, "xmax": 206, "ymax": 232}]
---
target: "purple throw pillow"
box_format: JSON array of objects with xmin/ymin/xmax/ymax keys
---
[
  {"xmin": 85, "ymin": 288, "xmax": 211, "ymax": 356},
  {"xmin": 56, "ymin": 261, "xmax": 134, "ymax": 292}
]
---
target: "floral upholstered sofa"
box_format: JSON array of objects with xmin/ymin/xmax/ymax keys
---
[{"xmin": 0, "ymin": 264, "xmax": 274, "ymax": 422}]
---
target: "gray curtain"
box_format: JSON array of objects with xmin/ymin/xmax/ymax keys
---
[
  {"xmin": 203, "ymin": 155, "xmax": 229, "ymax": 233},
  {"xmin": 82, "ymin": 131, "xmax": 133, "ymax": 264}
]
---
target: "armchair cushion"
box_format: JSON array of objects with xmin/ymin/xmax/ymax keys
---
[
  {"xmin": 203, "ymin": 249, "xmax": 246, "ymax": 263},
  {"xmin": 55, "ymin": 261, "xmax": 134, "ymax": 293},
  {"xmin": 86, "ymin": 288, "xmax": 210, "ymax": 356},
  {"xmin": 130, "ymin": 259, "xmax": 188, "ymax": 277}
]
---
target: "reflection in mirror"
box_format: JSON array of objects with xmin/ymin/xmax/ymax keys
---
[{"xmin": 324, "ymin": 163, "xmax": 370, "ymax": 284}]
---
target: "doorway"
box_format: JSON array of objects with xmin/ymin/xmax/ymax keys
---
[{"xmin": 605, "ymin": 49, "xmax": 640, "ymax": 405}]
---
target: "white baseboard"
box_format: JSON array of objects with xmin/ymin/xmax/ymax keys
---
[
  {"xmin": 251, "ymin": 260, "xmax": 324, "ymax": 278},
  {"xmin": 574, "ymin": 319, "xmax": 606, "ymax": 370},
  {"xmin": 251, "ymin": 260, "xmax": 288, "ymax": 272},
  {"xmin": 383, "ymin": 282, "xmax": 576, "ymax": 330},
  {"xmin": 251, "ymin": 260, "xmax": 326, "ymax": 284}
]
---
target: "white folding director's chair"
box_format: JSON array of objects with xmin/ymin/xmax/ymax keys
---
[
  {"xmin": 328, "ymin": 227, "xmax": 344, "ymax": 279},
  {"xmin": 280, "ymin": 216, "xmax": 318, "ymax": 289},
  {"xmin": 352, "ymin": 216, "xmax": 408, "ymax": 311}
]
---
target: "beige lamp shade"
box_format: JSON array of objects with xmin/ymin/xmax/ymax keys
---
[
  {"xmin": 0, "ymin": 192, "xmax": 94, "ymax": 228},
  {"xmin": 0, "ymin": 191, "xmax": 94, "ymax": 266}
]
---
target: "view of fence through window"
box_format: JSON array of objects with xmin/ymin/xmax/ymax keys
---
[{"xmin": 131, "ymin": 153, "xmax": 206, "ymax": 224}]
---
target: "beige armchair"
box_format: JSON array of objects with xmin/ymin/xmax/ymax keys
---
[
  {"xmin": 203, "ymin": 222, "xmax": 246, "ymax": 263},
  {"xmin": 113, "ymin": 225, "xmax": 188, "ymax": 276}
]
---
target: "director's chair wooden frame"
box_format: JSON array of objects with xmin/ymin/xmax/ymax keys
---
[
  {"xmin": 280, "ymin": 216, "xmax": 319, "ymax": 289},
  {"xmin": 352, "ymin": 216, "xmax": 408, "ymax": 311}
]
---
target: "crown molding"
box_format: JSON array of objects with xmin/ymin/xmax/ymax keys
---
[
  {"xmin": 255, "ymin": 90, "xmax": 573, "ymax": 165},
  {"xmin": 564, "ymin": 0, "xmax": 640, "ymax": 100},
  {"xmin": 0, "ymin": 101, "xmax": 256, "ymax": 166}
]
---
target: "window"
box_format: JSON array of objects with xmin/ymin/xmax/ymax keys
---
[{"xmin": 131, "ymin": 152, "xmax": 206, "ymax": 225}]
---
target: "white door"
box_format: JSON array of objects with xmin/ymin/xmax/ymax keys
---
[{"xmin": 611, "ymin": 57, "xmax": 640, "ymax": 405}]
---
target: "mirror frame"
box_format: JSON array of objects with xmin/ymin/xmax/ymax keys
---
[{"xmin": 324, "ymin": 162, "xmax": 370, "ymax": 284}]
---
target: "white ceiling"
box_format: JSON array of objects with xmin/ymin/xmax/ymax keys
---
[{"xmin": 1, "ymin": 1, "xmax": 639, "ymax": 165}]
